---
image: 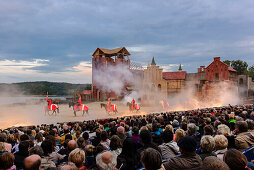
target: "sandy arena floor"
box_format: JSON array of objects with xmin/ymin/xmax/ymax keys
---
[{"xmin": 0, "ymin": 101, "xmax": 163, "ymax": 129}]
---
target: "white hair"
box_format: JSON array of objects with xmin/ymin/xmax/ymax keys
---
[
  {"xmin": 217, "ymin": 124, "xmax": 231, "ymax": 136},
  {"xmin": 96, "ymin": 151, "xmax": 117, "ymax": 170}
]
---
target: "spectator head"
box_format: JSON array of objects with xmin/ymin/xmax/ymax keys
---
[
  {"xmin": 224, "ymin": 149, "xmax": 248, "ymax": 170},
  {"xmin": 177, "ymin": 136, "xmax": 197, "ymax": 154},
  {"xmin": 165, "ymin": 124, "xmax": 173, "ymax": 133},
  {"xmin": 162, "ymin": 130, "xmax": 173, "ymax": 143},
  {"xmin": 172, "ymin": 120, "xmax": 179, "ymax": 128},
  {"xmin": 65, "ymin": 134, "xmax": 73, "ymax": 141},
  {"xmin": 204, "ymin": 125, "xmax": 214, "ymax": 136},
  {"xmin": 19, "ymin": 140, "xmax": 30, "ymax": 153},
  {"xmin": 214, "ymin": 135, "xmax": 228, "ymax": 150},
  {"xmin": 117, "ymin": 126, "xmax": 124, "ymax": 134},
  {"xmin": 217, "ymin": 124, "xmax": 230, "ymax": 136},
  {"xmin": 110, "ymin": 135, "xmax": 122, "ymax": 150},
  {"xmin": 64, "ymin": 139, "xmax": 71, "ymax": 149},
  {"xmin": 203, "ymin": 156, "xmax": 229, "ymax": 170},
  {"xmin": 35, "ymin": 133, "xmax": 43, "ymax": 143},
  {"xmin": 121, "ymin": 138, "xmax": 137, "ymax": 157},
  {"xmin": 63, "ymin": 127, "xmax": 69, "ymax": 134},
  {"xmin": 140, "ymin": 130, "xmax": 152, "ymax": 145},
  {"xmin": 49, "ymin": 130, "xmax": 56, "ymax": 137},
  {"xmin": 132, "ymin": 126, "xmax": 139, "ymax": 136},
  {"xmin": 0, "ymin": 152, "xmax": 15, "ymax": 169},
  {"xmin": 68, "ymin": 140, "xmax": 78, "ymax": 152},
  {"xmin": 140, "ymin": 126, "xmax": 148, "ymax": 132},
  {"xmin": 24, "ymin": 154, "xmax": 41, "ymax": 170},
  {"xmin": 235, "ymin": 121, "xmax": 248, "ymax": 133},
  {"xmin": 100, "ymin": 131, "xmax": 108, "ymax": 142},
  {"xmin": 68, "ymin": 148, "xmax": 85, "ymax": 168},
  {"xmin": 187, "ymin": 123, "xmax": 197, "ymax": 135},
  {"xmin": 96, "ymin": 151, "xmax": 117, "ymax": 170},
  {"xmin": 175, "ymin": 129, "xmax": 186, "ymax": 143},
  {"xmin": 41, "ymin": 140, "xmax": 53, "ymax": 156},
  {"xmin": 29, "ymin": 146, "xmax": 44, "ymax": 157},
  {"xmin": 20, "ymin": 134, "xmax": 30, "ymax": 141},
  {"xmin": 96, "ymin": 128, "xmax": 102, "ymax": 138},
  {"xmin": 77, "ymin": 137, "xmax": 85, "ymax": 149},
  {"xmin": 0, "ymin": 142, "xmax": 5, "ymax": 152},
  {"xmin": 82, "ymin": 132, "xmax": 89, "ymax": 140},
  {"xmin": 0, "ymin": 133, "xmax": 7, "ymax": 142},
  {"xmin": 246, "ymin": 119, "xmax": 254, "ymax": 130},
  {"xmin": 85, "ymin": 145, "xmax": 95, "ymax": 156},
  {"xmin": 59, "ymin": 162, "xmax": 77, "ymax": 170},
  {"xmin": 141, "ymin": 148, "xmax": 162, "ymax": 170},
  {"xmin": 200, "ymin": 135, "xmax": 215, "ymax": 153}
]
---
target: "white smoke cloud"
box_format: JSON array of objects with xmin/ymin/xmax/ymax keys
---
[{"xmin": 93, "ymin": 64, "xmax": 135, "ymax": 95}]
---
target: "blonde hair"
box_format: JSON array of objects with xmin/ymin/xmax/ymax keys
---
[
  {"xmin": 31, "ymin": 130, "xmax": 36, "ymax": 137},
  {"xmin": 175, "ymin": 129, "xmax": 186, "ymax": 142},
  {"xmin": 217, "ymin": 124, "xmax": 231, "ymax": 136},
  {"xmin": 140, "ymin": 126, "xmax": 148, "ymax": 132},
  {"xmin": 201, "ymin": 135, "xmax": 215, "ymax": 153},
  {"xmin": 165, "ymin": 124, "xmax": 173, "ymax": 133},
  {"xmin": 214, "ymin": 135, "xmax": 228, "ymax": 150},
  {"xmin": 85, "ymin": 145, "xmax": 95, "ymax": 154},
  {"xmin": 0, "ymin": 142, "xmax": 5, "ymax": 152},
  {"xmin": 68, "ymin": 148, "xmax": 85, "ymax": 168}
]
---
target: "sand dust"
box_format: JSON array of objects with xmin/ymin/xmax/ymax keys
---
[{"xmin": 0, "ymin": 101, "xmax": 162, "ymax": 129}]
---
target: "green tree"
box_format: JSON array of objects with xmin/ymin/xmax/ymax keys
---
[
  {"xmin": 223, "ymin": 60, "xmax": 231, "ymax": 66},
  {"xmin": 248, "ymin": 65, "xmax": 254, "ymax": 81},
  {"xmin": 230, "ymin": 60, "xmax": 248, "ymax": 75}
]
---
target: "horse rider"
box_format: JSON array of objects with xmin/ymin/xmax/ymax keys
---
[
  {"xmin": 107, "ymin": 98, "xmax": 112, "ymax": 112},
  {"xmin": 131, "ymin": 98, "xmax": 135, "ymax": 110},
  {"xmin": 75, "ymin": 95, "xmax": 82, "ymax": 111}
]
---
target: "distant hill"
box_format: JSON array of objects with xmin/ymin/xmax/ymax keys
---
[{"xmin": 0, "ymin": 81, "xmax": 91, "ymax": 96}]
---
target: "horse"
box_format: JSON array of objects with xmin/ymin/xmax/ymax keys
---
[
  {"xmin": 69, "ymin": 101, "xmax": 88, "ymax": 116},
  {"xmin": 45, "ymin": 99, "xmax": 59, "ymax": 116},
  {"xmin": 160, "ymin": 100, "xmax": 169, "ymax": 110},
  {"xmin": 100, "ymin": 103, "xmax": 118, "ymax": 114},
  {"xmin": 127, "ymin": 102, "xmax": 140, "ymax": 112}
]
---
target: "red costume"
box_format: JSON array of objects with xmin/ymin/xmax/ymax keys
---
[
  {"xmin": 131, "ymin": 99, "xmax": 135, "ymax": 110},
  {"xmin": 107, "ymin": 98, "xmax": 112, "ymax": 112}
]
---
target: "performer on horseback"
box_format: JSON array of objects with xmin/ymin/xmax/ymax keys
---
[
  {"xmin": 76, "ymin": 95, "xmax": 82, "ymax": 111},
  {"xmin": 131, "ymin": 98, "xmax": 135, "ymax": 110},
  {"xmin": 107, "ymin": 98, "xmax": 112, "ymax": 112}
]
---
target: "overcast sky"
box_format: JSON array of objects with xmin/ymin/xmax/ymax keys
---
[{"xmin": 1, "ymin": 0, "xmax": 254, "ymax": 83}]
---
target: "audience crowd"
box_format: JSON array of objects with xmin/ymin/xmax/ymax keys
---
[{"xmin": 0, "ymin": 104, "xmax": 254, "ymax": 170}]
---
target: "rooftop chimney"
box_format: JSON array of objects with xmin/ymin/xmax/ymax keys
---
[{"xmin": 214, "ymin": 57, "xmax": 221, "ymax": 61}]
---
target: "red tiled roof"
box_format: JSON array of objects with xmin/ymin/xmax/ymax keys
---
[
  {"xmin": 162, "ymin": 71, "xmax": 186, "ymax": 80},
  {"xmin": 80, "ymin": 90, "xmax": 91, "ymax": 95}
]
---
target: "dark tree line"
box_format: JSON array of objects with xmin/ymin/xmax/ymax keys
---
[
  {"xmin": 223, "ymin": 60, "xmax": 254, "ymax": 81},
  {"xmin": 0, "ymin": 81, "xmax": 91, "ymax": 96}
]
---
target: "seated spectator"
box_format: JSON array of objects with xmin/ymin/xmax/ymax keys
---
[
  {"xmin": 41, "ymin": 139, "xmax": 65, "ymax": 165},
  {"xmin": 15, "ymin": 140, "xmax": 30, "ymax": 169},
  {"xmin": 235, "ymin": 121, "xmax": 254, "ymax": 151},
  {"xmin": 203, "ymin": 156, "xmax": 229, "ymax": 170},
  {"xmin": 34, "ymin": 133, "xmax": 44, "ymax": 146},
  {"xmin": 117, "ymin": 126, "xmax": 126, "ymax": 143},
  {"xmin": 82, "ymin": 132, "xmax": 92, "ymax": 146},
  {"xmin": 224, "ymin": 149, "xmax": 250, "ymax": 170},
  {"xmin": 68, "ymin": 148, "xmax": 86, "ymax": 169},
  {"xmin": 141, "ymin": 148, "xmax": 164, "ymax": 170},
  {"xmin": 246, "ymin": 119, "xmax": 254, "ymax": 131},
  {"xmin": 59, "ymin": 162, "xmax": 77, "ymax": 170},
  {"xmin": 0, "ymin": 142, "xmax": 7, "ymax": 156},
  {"xmin": 85, "ymin": 145, "xmax": 96, "ymax": 169},
  {"xmin": 131, "ymin": 126, "xmax": 140, "ymax": 143},
  {"xmin": 117, "ymin": 138, "xmax": 141, "ymax": 170},
  {"xmin": 163, "ymin": 136, "xmax": 202, "ymax": 170},
  {"xmin": 204, "ymin": 125, "xmax": 214, "ymax": 136},
  {"xmin": 29, "ymin": 145, "xmax": 44, "ymax": 157},
  {"xmin": 100, "ymin": 131, "xmax": 110, "ymax": 150},
  {"xmin": 24, "ymin": 154, "xmax": 41, "ymax": 170},
  {"xmin": 59, "ymin": 140, "xmax": 78, "ymax": 164},
  {"xmin": 217, "ymin": 124, "xmax": 235, "ymax": 149},
  {"xmin": 174, "ymin": 129, "xmax": 186, "ymax": 142},
  {"xmin": 159, "ymin": 130, "xmax": 179, "ymax": 159},
  {"xmin": 186, "ymin": 123, "xmax": 201, "ymax": 147},
  {"xmin": 199, "ymin": 135, "xmax": 216, "ymax": 160},
  {"xmin": 0, "ymin": 133, "xmax": 12, "ymax": 152},
  {"xmin": 91, "ymin": 128, "xmax": 102, "ymax": 147},
  {"xmin": 96, "ymin": 151, "xmax": 117, "ymax": 170},
  {"xmin": 77, "ymin": 137, "xmax": 86, "ymax": 150},
  {"xmin": 214, "ymin": 135, "xmax": 228, "ymax": 161},
  {"xmin": 138, "ymin": 130, "xmax": 160, "ymax": 154},
  {"xmin": 110, "ymin": 135, "xmax": 122, "ymax": 156},
  {"xmin": 0, "ymin": 152, "xmax": 16, "ymax": 170}
]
